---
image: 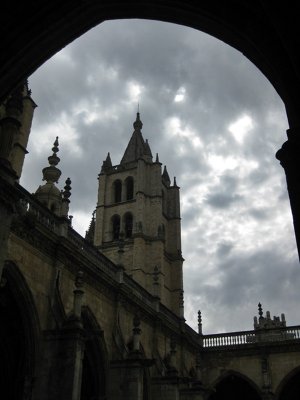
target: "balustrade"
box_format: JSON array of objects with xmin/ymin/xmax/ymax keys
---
[{"xmin": 203, "ymin": 326, "xmax": 300, "ymax": 348}]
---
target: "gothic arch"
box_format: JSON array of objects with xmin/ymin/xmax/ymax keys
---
[
  {"xmin": 81, "ymin": 306, "xmax": 109, "ymax": 400},
  {"xmin": 111, "ymin": 214, "xmax": 121, "ymax": 240},
  {"xmin": 112, "ymin": 179, "xmax": 122, "ymax": 203},
  {"xmin": 125, "ymin": 176, "xmax": 134, "ymax": 201},
  {"xmin": 276, "ymin": 366, "xmax": 300, "ymax": 400},
  {"xmin": 0, "ymin": 261, "xmax": 41, "ymax": 399},
  {"xmin": 123, "ymin": 212, "xmax": 134, "ymax": 238},
  {"xmin": 208, "ymin": 370, "xmax": 262, "ymax": 400},
  {"xmin": 1, "ymin": 3, "xmax": 300, "ymax": 129}
]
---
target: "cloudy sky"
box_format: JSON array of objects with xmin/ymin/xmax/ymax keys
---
[{"xmin": 21, "ymin": 19, "xmax": 300, "ymax": 334}]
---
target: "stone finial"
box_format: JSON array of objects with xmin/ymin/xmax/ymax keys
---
[
  {"xmin": 155, "ymin": 153, "xmax": 159, "ymax": 163},
  {"xmin": 35, "ymin": 137, "xmax": 64, "ymax": 216},
  {"xmin": 198, "ymin": 310, "xmax": 203, "ymax": 335},
  {"xmin": 42, "ymin": 137, "xmax": 61, "ymax": 184},
  {"xmin": 61, "ymin": 177, "xmax": 72, "ymax": 218},
  {"xmin": 63, "ymin": 177, "xmax": 72, "ymax": 201},
  {"xmin": 258, "ymin": 302, "xmax": 263, "ymax": 318}
]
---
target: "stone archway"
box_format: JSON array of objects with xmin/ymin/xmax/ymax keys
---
[
  {"xmin": 81, "ymin": 307, "xmax": 109, "ymax": 400},
  {"xmin": 277, "ymin": 367, "xmax": 300, "ymax": 400},
  {"xmin": 1, "ymin": 2, "xmax": 299, "ymax": 258},
  {"xmin": 0, "ymin": 262, "xmax": 40, "ymax": 399},
  {"xmin": 208, "ymin": 371, "xmax": 262, "ymax": 400},
  {"xmin": 0, "ymin": 2, "xmax": 299, "ymax": 127}
]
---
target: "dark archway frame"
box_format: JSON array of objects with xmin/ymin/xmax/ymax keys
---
[
  {"xmin": 1, "ymin": 1, "xmax": 300, "ymax": 258},
  {"xmin": 81, "ymin": 306, "xmax": 109, "ymax": 399},
  {"xmin": 1, "ymin": 261, "xmax": 41, "ymax": 397},
  {"xmin": 275, "ymin": 366, "xmax": 300, "ymax": 400},
  {"xmin": 209, "ymin": 369, "xmax": 263, "ymax": 400}
]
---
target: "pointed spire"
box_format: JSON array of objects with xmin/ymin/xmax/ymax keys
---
[
  {"xmin": 85, "ymin": 209, "xmax": 96, "ymax": 243},
  {"xmin": 133, "ymin": 112, "xmax": 143, "ymax": 131},
  {"xmin": 120, "ymin": 112, "xmax": 153, "ymax": 164},
  {"xmin": 101, "ymin": 152, "xmax": 112, "ymax": 173},
  {"xmin": 173, "ymin": 177, "xmax": 179, "ymax": 187},
  {"xmin": 162, "ymin": 165, "xmax": 171, "ymax": 186},
  {"xmin": 155, "ymin": 153, "xmax": 159, "ymax": 163},
  {"xmin": 144, "ymin": 139, "xmax": 152, "ymax": 157}
]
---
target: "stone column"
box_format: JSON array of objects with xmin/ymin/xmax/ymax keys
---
[
  {"xmin": 0, "ymin": 87, "xmax": 22, "ymax": 279},
  {"xmin": 0, "ymin": 177, "xmax": 18, "ymax": 279},
  {"xmin": 151, "ymin": 376, "xmax": 180, "ymax": 400},
  {"xmin": 276, "ymin": 127, "xmax": 300, "ymax": 259},
  {"xmin": 33, "ymin": 271, "xmax": 85, "ymax": 400}
]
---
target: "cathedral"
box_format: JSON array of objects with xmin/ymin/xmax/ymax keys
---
[{"xmin": 0, "ymin": 82, "xmax": 300, "ymax": 400}]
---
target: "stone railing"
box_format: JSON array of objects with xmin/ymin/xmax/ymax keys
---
[
  {"xmin": 203, "ymin": 325, "xmax": 300, "ymax": 348},
  {"xmin": 15, "ymin": 183, "xmax": 60, "ymax": 232}
]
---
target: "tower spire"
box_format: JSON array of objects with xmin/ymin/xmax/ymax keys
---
[
  {"xmin": 120, "ymin": 112, "xmax": 153, "ymax": 164},
  {"xmin": 133, "ymin": 111, "xmax": 143, "ymax": 131}
]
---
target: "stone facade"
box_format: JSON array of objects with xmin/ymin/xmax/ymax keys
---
[{"xmin": 0, "ymin": 84, "xmax": 300, "ymax": 399}]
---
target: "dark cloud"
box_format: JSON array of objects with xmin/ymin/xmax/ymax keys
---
[
  {"xmin": 206, "ymin": 192, "xmax": 243, "ymax": 209},
  {"xmin": 22, "ymin": 19, "xmax": 299, "ymax": 334}
]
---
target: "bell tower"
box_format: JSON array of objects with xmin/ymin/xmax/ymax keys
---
[{"xmin": 93, "ymin": 113, "xmax": 184, "ymax": 316}]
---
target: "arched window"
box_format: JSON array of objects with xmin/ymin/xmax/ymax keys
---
[
  {"xmin": 124, "ymin": 213, "xmax": 133, "ymax": 238},
  {"xmin": 113, "ymin": 180, "xmax": 122, "ymax": 203},
  {"xmin": 111, "ymin": 215, "xmax": 120, "ymax": 240},
  {"xmin": 125, "ymin": 176, "xmax": 134, "ymax": 200}
]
